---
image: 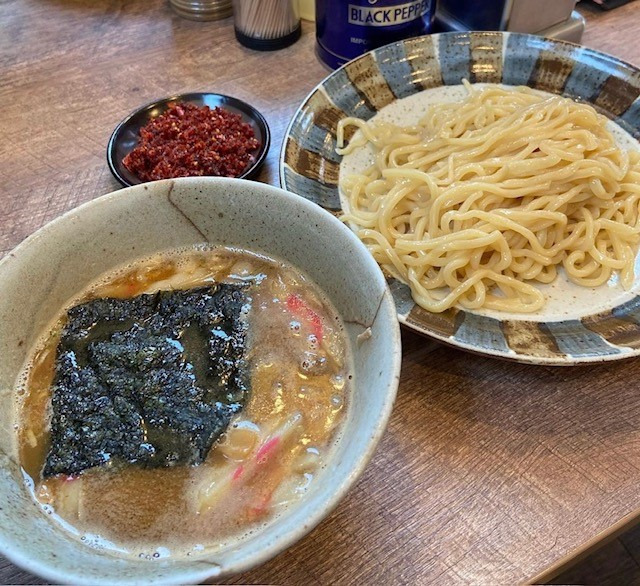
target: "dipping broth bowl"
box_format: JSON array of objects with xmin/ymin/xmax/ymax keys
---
[{"xmin": 0, "ymin": 177, "xmax": 401, "ymax": 584}]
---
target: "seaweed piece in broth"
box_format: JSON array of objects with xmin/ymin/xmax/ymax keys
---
[{"xmin": 43, "ymin": 284, "xmax": 250, "ymax": 477}]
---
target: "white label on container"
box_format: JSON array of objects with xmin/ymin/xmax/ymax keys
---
[{"xmin": 348, "ymin": 1, "xmax": 431, "ymax": 27}]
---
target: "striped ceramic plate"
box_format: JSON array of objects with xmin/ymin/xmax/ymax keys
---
[{"xmin": 280, "ymin": 32, "xmax": 640, "ymax": 365}]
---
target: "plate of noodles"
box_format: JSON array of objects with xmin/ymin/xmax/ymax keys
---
[{"xmin": 280, "ymin": 31, "xmax": 640, "ymax": 365}]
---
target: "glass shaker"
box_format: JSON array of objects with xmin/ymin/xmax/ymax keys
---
[{"xmin": 170, "ymin": 0, "xmax": 233, "ymax": 21}]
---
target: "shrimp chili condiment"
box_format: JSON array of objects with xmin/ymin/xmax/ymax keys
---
[{"xmin": 122, "ymin": 103, "xmax": 260, "ymax": 181}]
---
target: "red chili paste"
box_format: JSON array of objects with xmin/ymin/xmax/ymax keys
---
[{"xmin": 123, "ymin": 103, "xmax": 260, "ymax": 181}]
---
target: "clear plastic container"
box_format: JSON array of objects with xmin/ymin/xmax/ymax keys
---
[
  {"xmin": 233, "ymin": 0, "xmax": 301, "ymax": 50},
  {"xmin": 298, "ymin": 0, "xmax": 315, "ymax": 21}
]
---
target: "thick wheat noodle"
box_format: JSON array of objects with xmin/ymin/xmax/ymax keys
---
[{"xmin": 336, "ymin": 83, "xmax": 640, "ymax": 313}]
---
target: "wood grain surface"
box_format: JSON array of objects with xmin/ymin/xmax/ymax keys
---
[{"xmin": 1, "ymin": 1, "xmax": 640, "ymax": 584}]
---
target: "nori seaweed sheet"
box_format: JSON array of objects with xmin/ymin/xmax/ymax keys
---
[{"xmin": 43, "ymin": 284, "xmax": 250, "ymax": 477}]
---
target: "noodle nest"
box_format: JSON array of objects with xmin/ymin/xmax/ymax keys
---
[{"xmin": 337, "ymin": 83, "xmax": 640, "ymax": 313}]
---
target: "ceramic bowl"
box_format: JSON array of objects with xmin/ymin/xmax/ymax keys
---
[
  {"xmin": 281, "ymin": 31, "xmax": 640, "ymax": 365},
  {"xmin": 0, "ymin": 177, "xmax": 401, "ymax": 584}
]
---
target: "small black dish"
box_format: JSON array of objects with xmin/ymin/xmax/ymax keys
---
[{"xmin": 107, "ymin": 92, "xmax": 271, "ymax": 188}]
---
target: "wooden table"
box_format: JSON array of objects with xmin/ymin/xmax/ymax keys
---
[{"xmin": 1, "ymin": 1, "xmax": 640, "ymax": 583}]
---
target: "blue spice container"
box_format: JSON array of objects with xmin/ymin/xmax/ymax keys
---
[{"xmin": 316, "ymin": 0, "xmax": 437, "ymax": 69}]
